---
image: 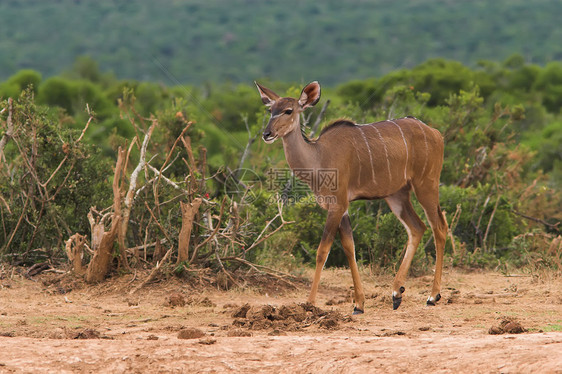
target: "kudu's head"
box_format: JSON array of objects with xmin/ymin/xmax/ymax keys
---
[{"xmin": 255, "ymin": 81, "xmax": 321, "ymax": 143}]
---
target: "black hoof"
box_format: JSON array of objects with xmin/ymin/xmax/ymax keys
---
[
  {"xmin": 393, "ymin": 287, "xmax": 405, "ymax": 310},
  {"xmin": 392, "ymin": 296, "xmax": 402, "ymax": 310},
  {"xmin": 352, "ymin": 307, "xmax": 364, "ymax": 315},
  {"xmin": 426, "ymin": 293, "xmax": 441, "ymax": 306}
]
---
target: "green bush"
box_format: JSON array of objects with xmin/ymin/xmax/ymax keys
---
[
  {"xmin": 6, "ymin": 69, "xmax": 42, "ymax": 94},
  {"xmin": 0, "ymin": 90, "xmax": 112, "ymax": 263}
]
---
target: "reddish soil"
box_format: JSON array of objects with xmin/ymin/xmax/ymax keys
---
[{"xmin": 1, "ymin": 267, "xmax": 561, "ymax": 373}]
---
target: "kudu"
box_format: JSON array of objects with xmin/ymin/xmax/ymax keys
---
[{"xmin": 255, "ymin": 81, "xmax": 448, "ymax": 313}]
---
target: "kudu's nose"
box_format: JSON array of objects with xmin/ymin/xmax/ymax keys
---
[{"xmin": 263, "ymin": 130, "xmax": 271, "ymax": 140}]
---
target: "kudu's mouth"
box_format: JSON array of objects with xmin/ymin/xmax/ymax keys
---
[
  {"xmin": 262, "ymin": 130, "xmax": 278, "ymax": 144},
  {"xmin": 263, "ymin": 135, "xmax": 278, "ymax": 144}
]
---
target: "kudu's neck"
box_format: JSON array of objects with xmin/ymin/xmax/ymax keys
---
[{"xmin": 281, "ymin": 124, "xmax": 318, "ymax": 171}]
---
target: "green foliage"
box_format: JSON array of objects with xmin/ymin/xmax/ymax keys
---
[
  {"xmin": 439, "ymin": 185, "xmax": 517, "ymax": 254},
  {"xmin": 0, "ymin": 90, "xmax": 112, "ymax": 263},
  {"xmin": 524, "ymin": 121, "xmax": 562, "ymax": 173},
  {"xmin": 37, "ymin": 77, "xmax": 74, "ymax": 114},
  {"xmin": 0, "ymin": 55, "xmax": 560, "ymax": 273},
  {"xmin": 534, "ymin": 62, "xmax": 562, "ymax": 112},
  {"xmin": 366, "ymin": 211, "xmax": 408, "ymax": 268},
  {"xmin": 502, "ymin": 232, "xmax": 562, "ymax": 272},
  {"xmin": 1, "ymin": 1, "xmax": 562, "ymax": 86},
  {"xmin": 6, "ymin": 69, "xmax": 42, "ymax": 94}
]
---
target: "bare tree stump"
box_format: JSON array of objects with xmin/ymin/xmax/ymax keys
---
[
  {"xmin": 65, "ymin": 233, "xmax": 86, "ymax": 274},
  {"xmin": 86, "ymin": 148, "xmax": 125, "ymax": 283},
  {"xmin": 176, "ymin": 198, "xmax": 202, "ymax": 264}
]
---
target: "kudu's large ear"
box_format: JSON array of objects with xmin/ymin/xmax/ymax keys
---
[
  {"xmin": 255, "ymin": 81, "xmax": 280, "ymax": 107},
  {"xmin": 298, "ymin": 81, "xmax": 321, "ymax": 109}
]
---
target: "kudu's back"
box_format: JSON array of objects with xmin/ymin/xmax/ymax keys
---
[{"xmin": 314, "ymin": 116, "xmax": 444, "ymax": 202}]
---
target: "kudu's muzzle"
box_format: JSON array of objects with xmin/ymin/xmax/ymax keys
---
[{"xmin": 262, "ymin": 121, "xmax": 278, "ymax": 144}]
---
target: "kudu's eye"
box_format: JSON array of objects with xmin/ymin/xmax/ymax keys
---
[{"xmin": 284, "ymin": 109, "xmax": 293, "ymax": 115}]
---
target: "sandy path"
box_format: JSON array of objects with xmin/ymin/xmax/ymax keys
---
[
  {"xmin": 2, "ymin": 333, "xmax": 561, "ymax": 373},
  {"xmin": 1, "ymin": 268, "xmax": 561, "ymax": 373}
]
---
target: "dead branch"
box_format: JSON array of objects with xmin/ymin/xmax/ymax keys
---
[
  {"xmin": 2, "ymin": 190, "xmax": 31, "ymax": 254},
  {"xmin": 151, "ymin": 122, "xmax": 194, "ymax": 221},
  {"xmin": 119, "ymin": 119, "xmax": 158, "ymax": 270},
  {"xmin": 157, "ymin": 121, "xmax": 193, "ymax": 177},
  {"xmin": 177, "ymin": 198, "xmax": 202, "ymax": 264},
  {"xmin": 180, "ymin": 137, "xmax": 199, "ymax": 193},
  {"xmin": 0, "ymin": 194, "xmax": 11, "ymax": 213},
  {"xmin": 309, "ymin": 99, "xmax": 330, "ymax": 137},
  {"xmin": 129, "ymin": 246, "xmax": 174, "ymax": 295},
  {"xmin": 147, "ymin": 164, "xmax": 188, "ymax": 193},
  {"xmin": 0, "ymin": 98, "xmax": 14, "ymax": 165},
  {"xmin": 190, "ymin": 197, "xmax": 227, "ymax": 263},
  {"xmin": 122, "ymin": 137, "xmax": 137, "ymax": 181},
  {"xmin": 25, "ymin": 262, "xmax": 52, "ymax": 278},
  {"xmin": 224, "ymin": 201, "xmax": 240, "ymax": 256},
  {"xmin": 221, "ymin": 256, "xmax": 297, "ymax": 288},
  {"xmin": 483, "ymin": 181, "xmax": 501, "ymax": 251},
  {"xmin": 208, "ymin": 209, "xmax": 241, "ymax": 288},
  {"xmin": 75, "ymin": 104, "xmax": 94, "ymax": 143},
  {"xmin": 511, "ymin": 210, "xmax": 560, "ymax": 232},
  {"xmin": 144, "ymin": 200, "xmax": 173, "ymax": 244},
  {"xmin": 447, "ymin": 204, "xmax": 461, "ymax": 256},
  {"xmin": 198, "ymin": 146, "xmax": 207, "ymax": 191},
  {"xmin": 243, "ymin": 197, "xmax": 294, "ymax": 254},
  {"xmin": 237, "ymin": 115, "xmax": 257, "ymax": 175},
  {"xmin": 41, "ymin": 107, "xmax": 94, "ymax": 189},
  {"xmin": 125, "ymin": 239, "xmax": 168, "ymax": 253}
]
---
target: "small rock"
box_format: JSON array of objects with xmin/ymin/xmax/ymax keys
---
[{"xmin": 198, "ymin": 338, "xmax": 217, "ymax": 345}]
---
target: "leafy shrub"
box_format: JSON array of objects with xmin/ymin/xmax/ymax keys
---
[
  {"xmin": 0, "ymin": 90, "xmax": 112, "ymax": 263},
  {"xmin": 6, "ymin": 69, "xmax": 42, "ymax": 94}
]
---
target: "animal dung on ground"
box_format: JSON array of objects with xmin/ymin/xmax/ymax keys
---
[
  {"xmin": 232, "ymin": 303, "xmax": 346, "ymax": 331},
  {"xmin": 488, "ymin": 318, "xmax": 526, "ymax": 335},
  {"xmin": 167, "ymin": 293, "xmax": 186, "ymax": 307},
  {"xmin": 177, "ymin": 327, "xmax": 206, "ymax": 339}
]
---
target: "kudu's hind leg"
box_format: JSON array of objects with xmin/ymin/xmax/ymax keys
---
[
  {"xmin": 415, "ymin": 186, "xmax": 448, "ymax": 306},
  {"xmin": 386, "ymin": 187, "xmax": 427, "ymax": 310},
  {"xmin": 307, "ymin": 208, "xmax": 346, "ymax": 307},
  {"xmin": 339, "ymin": 212, "xmax": 366, "ymax": 314}
]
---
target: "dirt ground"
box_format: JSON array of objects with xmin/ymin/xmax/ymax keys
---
[{"xmin": 1, "ymin": 266, "xmax": 561, "ymax": 373}]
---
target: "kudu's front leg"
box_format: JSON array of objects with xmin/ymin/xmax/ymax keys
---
[
  {"xmin": 307, "ymin": 208, "xmax": 346, "ymax": 306},
  {"xmin": 339, "ymin": 212, "xmax": 366, "ymax": 314}
]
